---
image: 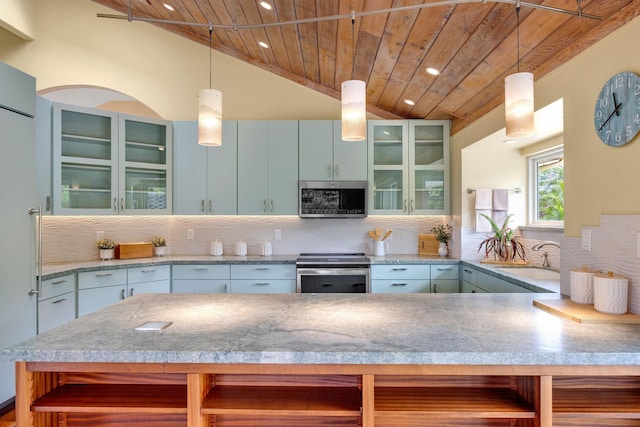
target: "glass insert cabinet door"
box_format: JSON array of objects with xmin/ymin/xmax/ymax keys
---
[
  {"xmin": 119, "ymin": 116, "xmax": 171, "ymax": 213},
  {"xmin": 368, "ymin": 121, "xmax": 409, "ymax": 214},
  {"xmin": 53, "ymin": 105, "xmax": 119, "ymax": 215},
  {"xmin": 410, "ymin": 122, "xmax": 449, "ymax": 214}
]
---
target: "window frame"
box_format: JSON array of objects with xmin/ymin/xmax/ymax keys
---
[{"xmin": 528, "ymin": 146, "xmax": 564, "ymax": 227}]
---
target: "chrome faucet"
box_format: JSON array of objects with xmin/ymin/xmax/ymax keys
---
[
  {"xmin": 531, "ymin": 241, "xmax": 560, "ymax": 268},
  {"xmin": 531, "ymin": 241, "xmax": 560, "ymax": 251}
]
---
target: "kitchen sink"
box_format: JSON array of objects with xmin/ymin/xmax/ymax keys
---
[{"xmin": 496, "ymin": 267, "xmax": 560, "ymax": 281}]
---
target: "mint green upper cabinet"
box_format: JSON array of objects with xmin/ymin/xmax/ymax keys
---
[
  {"xmin": 237, "ymin": 121, "xmax": 298, "ymax": 215},
  {"xmin": 52, "ymin": 104, "xmax": 172, "ymax": 215},
  {"xmin": 173, "ymin": 120, "xmax": 237, "ymax": 215},
  {"xmin": 53, "ymin": 104, "xmax": 119, "ymax": 215},
  {"xmin": 299, "ymin": 120, "xmax": 367, "ymax": 181},
  {"xmin": 368, "ymin": 119, "xmax": 450, "ymax": 215}
]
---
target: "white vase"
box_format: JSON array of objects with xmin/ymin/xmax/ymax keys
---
[
  {"xmin": 437, "ymin": 242, "xmax": 448, "ymax": 257},
  {"xmin": 100, "ymin": 248, "xmax": 114, "ymax": 260},
  {"xmin": 154, "ymin": 246, "xmax": 166, "ymax": 257}
]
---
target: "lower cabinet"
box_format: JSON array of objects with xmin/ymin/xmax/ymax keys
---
[
  {"xmin": 38, "ymin": 273, "xmax": 76, "ymax": 334},
  {"xmin": 172, "ymin": 264, "xmax": 230, "ymax": 293},
  {"xmin": 78, "ymin": 266, "xmax": 170, "ymax": 317},
  {"xmin": 430, "ymin": 264, "xmax": 459, "ymax": 293},
  {"xmin": 25, "ymin": 363, "xmax": 638, "ymax": 427},
  {"xmin": 371, "ymin": 264, "xmax": 459, "ymax": 293},
  {"xmin": 476, "ymin": 270, "xmax": 530, "ymax": 293},
  {"xmin": 230, "ymin": 264, "xmax": 296, "ymax": 293}
]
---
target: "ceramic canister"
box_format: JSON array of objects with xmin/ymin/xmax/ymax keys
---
[
  {"xmin": 569, "ymin": 267, "xmax": 599, "ymax": 304},
  {"xmin": 593, "ymin": 272, "xmax": 629, "ymax": 315},
  {"xmin": 234, "ymin": 240, "xmax": 247, "ymax": 256},
  {"xmin": 210, "ymin": 240, "xmax": 223, "ymax": 256},
  {"xmin": 260, "ymin": 241, "xmax": 272, "ymax": 256}
]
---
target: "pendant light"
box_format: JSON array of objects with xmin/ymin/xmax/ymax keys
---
[
  {"xmin": 504, "ymin": 1, "xmax": 534, "ymax": 139},
  {"xmin": 341, "ymin": 11, "xmax": 366, "ymax": 142},
  {"xmin": 199, "ymin": 25, "xmax": 223, "ymax": 146}
]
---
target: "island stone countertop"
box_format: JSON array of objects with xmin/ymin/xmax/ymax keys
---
[{"xmin": 4, "ymin": 292, "xmax": 640, "ymax": 366}]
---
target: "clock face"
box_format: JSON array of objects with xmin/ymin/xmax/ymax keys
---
[{"xmin": 594, "ymin": 71, "xmax": 640, "ymax": 147}]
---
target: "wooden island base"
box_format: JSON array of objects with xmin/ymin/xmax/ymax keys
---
[{"xmin": 15, "ymin": 362, "xmax": 640, "ymax": 427}]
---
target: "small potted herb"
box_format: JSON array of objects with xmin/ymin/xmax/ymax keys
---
[
  {"xmin": 97, "ymin": 237, "xmax": 116, "ymax": 260},
  {"xmin": 431, "ymin": 224, "xmax": 452, "ymax": 257},
  {"xmin": 152, "ymin": 236, "xmax": 167, "ymax": 257}
]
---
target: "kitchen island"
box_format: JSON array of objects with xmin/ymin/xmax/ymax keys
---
[{"xmin": 4, "ymin": 292, "xmax": 640, "ymax": 427}]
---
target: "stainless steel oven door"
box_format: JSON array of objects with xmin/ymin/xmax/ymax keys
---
[{"xmin": 296, "ymin": 267, "xmax": 369, "ymax": 293}]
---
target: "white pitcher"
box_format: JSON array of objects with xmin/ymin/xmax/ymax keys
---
[{"xmin": 372, "ymin": 240, "xmax": 388, "ymax": 257}]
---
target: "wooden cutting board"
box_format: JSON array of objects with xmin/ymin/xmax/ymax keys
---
[
  {"xmin": 418, "ymin": 234, "xmax": 439, "ymax": 256},
  {"xmin": 533, "ymin": 299, "xmax": 640, "ymax": 324}
]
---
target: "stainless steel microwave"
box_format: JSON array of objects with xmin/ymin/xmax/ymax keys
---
[{"xmin": 299, "ymin": 181, "xmax": 368, "ymax": 218}]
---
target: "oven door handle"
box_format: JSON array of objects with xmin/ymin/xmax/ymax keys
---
[{"xmin": 296, "ymin": 268, "xmax": 369, "ymax": 275}]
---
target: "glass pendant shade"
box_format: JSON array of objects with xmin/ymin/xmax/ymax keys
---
[
  {"xmin": 341, "ymin": 79, "xmax": 367, "ymax": 141},
  {"xmin": 504, "ymin": 72, "xmax": 534, "ymax": 139},
  {"xmin": 198, "ymin": 88, "xmax": 222, "ymax": 146}
]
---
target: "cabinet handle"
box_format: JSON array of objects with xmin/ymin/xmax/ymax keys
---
[
  {"xmin": 327, "ymin": 165, "xmax": 332, "ymax": 178},
  {"xmin": 263, "ymin": 200, "xmax": 267, "ymax": 212},
  {"xmin": 404, "ymin": 199, "xmax": 408, "ymax": 212},
  {"xmin": 464, "ymin": 269, "xmax": 472, "ymax": 274},
  {"xmin": 51, "ymin": 280, "xmax": 67, "ymax": 285},
  {"xmin": 51, "ymin": 298, "xmax": 67, "ymax": 304},
  {"xmin": 334, "ymin": 164, "xmax": 339, "ymax": 177},
  {"xmin": 208, "ymin": 200, "xmax": 212, "ymax": 213},
  {"xmin": 433, "ymin": 283, "xmax": 438, "ymax": 293},
  {"xmin": 129, "ymin": 288, "xmax": 134, "ymax": 297},
  {"xmin": 391, "ymin": 283, "xmax": 407, "ymax": 287},
  {"xmin": 255, "ymin": 282, "xmax": 270, "ymax": 286},
  {"xmin": 141, "ymin": 269, "xmax": 156, "ymax": 273},
  {"xmin": 270, "ymin": 200, "xmax": 274, "ymax": 212},
  {"xmin": 411, "ymin": 199, "xmax": 415, "ymax": 212},
  {"xmin": 391, "ymin": 268, "xmax": 408, "ymax": 271},
  {"xmin": 255, "ymin": 267, "xmax": 270, "ymax": 271},
  {"xmin": 224, "ymin": 283, "xmax": 228, "ymax": 293},
  {"xmin": 194, "ymin": 267, "xmax": 208, "ymax": 271},
  {"xmin": 201, "ymin": 200, "xmax": 205, "ymax": 212},
  {"xmin": 120, "ymin": 289, "xmax": 125, "ymax": 300},
  {"xmin": 95, "ymin": 273, "xmax": 113, "ymax": 277},
  {"xmin": 46, "ymin": 195, "xmax": 51, "ymax": 212},
  {"xmin": 120, "ymin": 198, "xmax": 124, "ymax": 212},
  {"xmin": 437, "ymin": 267, "xmax": 452, "ymax": 271},
  {"xmin": 113, "ymin": 197, "xmax": 118, "ymax": 212}
]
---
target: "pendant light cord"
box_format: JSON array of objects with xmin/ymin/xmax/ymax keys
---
[
  {"xmin": 208, "ymin": 24, "xmax": 213, "ymax": 89},
  {"xmin": 351, "ymin": 11, "xmax": 356, "ymax": 80},
  {"xmin": 516, "ymin": 2, "xmax": 520, "ymax": 74}
]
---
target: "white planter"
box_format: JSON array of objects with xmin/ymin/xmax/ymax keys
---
[
  {"xmin": 438, "ymin": 242, "xmax": 448, "ymax": 257},
  {"xmin": 154, "ymin": 246, "xmax": 166, "ymax": 257},
  {"xmin": 99, "ymin": 248, "xmax": 114, "ymax": 260}
]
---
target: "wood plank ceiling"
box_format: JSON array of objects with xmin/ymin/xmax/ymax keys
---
[{"xmin": 92, "ymin": 0, "xmax": 640, "ymax": 134}]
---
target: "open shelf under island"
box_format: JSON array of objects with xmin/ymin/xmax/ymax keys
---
[{"xmin": 4, "ymin": 293, "xmax": 640, "ymax": 427}]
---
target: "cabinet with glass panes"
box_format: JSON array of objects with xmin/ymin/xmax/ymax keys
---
[
  {"xmin": 52, "ymin": 103, "xmax": 172, "ymax": 215},
  {"xmin": 368, "ymin": 120, "xmax": 450, "ymax": 215}
]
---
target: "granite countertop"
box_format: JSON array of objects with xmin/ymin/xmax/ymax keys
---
[{"xmin": 4, "ymin": 293, "xmax": 640, "ymax": 366}]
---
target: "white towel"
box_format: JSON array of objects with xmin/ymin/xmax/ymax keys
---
[
  {"xmin": 492, "ymin": 210, "xmax": 509, "ymax": 229},
  {"xmin": 475, "ymin": 189, "xmax": 492, "ymax": 209},
  {"xmin": 492, "ymin": 189, "xmax": 509, "ymax": 211},
  {"xmin": 475, "ymin": 210, "xmax": 493, "ymax": 233}
]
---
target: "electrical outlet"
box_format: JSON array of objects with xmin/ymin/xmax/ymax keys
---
[
  {"xmin": 581, "ymin": 228, "xmax": 591, "ymax": 251},
  {"xmin": 274, "ymin": 229, "xmax": 282, "ymax": 240},
  {"xmin": 187, "ymin": 229, "xmax": 194, "ymax": 240},
  {"xmin": 96, "ymin": 231, "xmax": 104, "ymax": 241}
]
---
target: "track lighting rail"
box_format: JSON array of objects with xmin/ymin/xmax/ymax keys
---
[{"xmin": 97, "ymin": 0, "xmax": 600, "ymax": 30}]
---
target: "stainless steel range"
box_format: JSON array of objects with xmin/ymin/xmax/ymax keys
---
[{"xmin": 296, "ymin": 253, "xmax": 370, "ymax": 293}]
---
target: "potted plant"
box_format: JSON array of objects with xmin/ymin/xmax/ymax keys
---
[
  {"xmin": 477, "ymin": 213, "xmax": 526, "ymax": 262},
  {"xmin": 97, "ymin": 237, "xmax": 116, "ymax": 260},
  {"xmin": 431, "ymin": 224, "xmax": 452, "ymax": 257},
  {"xmin": 152, "ymin": 236, "xmax": 167, "ymax": 257}
]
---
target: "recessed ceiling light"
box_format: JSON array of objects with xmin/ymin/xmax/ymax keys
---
[
  {"xmin": 162, "ymin": 3, "xmax": 174, "ymax": 11},
  {"xmin": 426, "ymin": 67, "xmax": 440, "ymax": 76},
  {"xmin": 258, "ymin": 41, "xmax": 269, "ymax": 48},
  {"xmin": 404, "ymin": 99, "xmax": 415, "ymax": 106},
  {"xmin": 260, "ymin": 1, "xmax": 273, "ymax": 10}
]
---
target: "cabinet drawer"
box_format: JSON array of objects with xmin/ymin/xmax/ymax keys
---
[
  {"xmin": 461, "ymin": 266, "xmax": 477, "ymax": 285},
  {"xmin": 172, "ymin": 264, "xmax": 230, "ymax": 280},
  {"xmin": 230, "ymin": 279, "xmax": 296, "ymax": 294},
  {"xmin": 431, "ymin": 279, "xmax": 460, "ymax": 293},
  {"xmin": 371, "ymin": 264, "xmax": 429, "ymax": 280},
  {"xmin": 172, "ymin": 279, "xmax": 228, "ymax": 294},
  {"xmin": 78, "ymin": 285, "xmax": 127, "ymax": 317},
  {"xmin": 40, "ymin": 273, "xmax": 75, "ymax": 300},
  {"xmin": 78, "ymin": 269, "xmax": 127, "ymax": 290},
  {"xmin": 230, "ymin": 264, "xmax": 296, "ymax": 280},
  {"xmin": 38, "ymin": 291, "xmax": 76, "ymax": 334},
  {"xmin": 371, "ymin": 279, "xmax": 430, "ymax": 293},
  {"xmin": 430, "ymin": 264, "xmax": 459, "ymax": 280},
  {"xmin": 128, "ymin": 265, "xmax": 170, "ymax": 284}
]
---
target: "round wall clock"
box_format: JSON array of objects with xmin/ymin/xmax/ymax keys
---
[{"xmin": 594, "ymin": 71, "xmax": 640, "ymax": 147}]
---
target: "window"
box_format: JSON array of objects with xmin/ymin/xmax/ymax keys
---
[{"xmin": 529, "ymin": 147, "xmax": 564, "ymax": 225}]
